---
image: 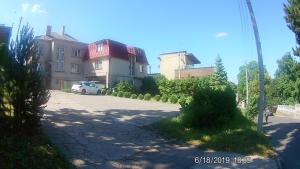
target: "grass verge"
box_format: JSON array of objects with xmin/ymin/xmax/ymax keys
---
[
  {"xmin": 152, "ymin": 111, "xmax": 275, "ymax": 157},
  {"xmin": 0, "ymin": 129, "xmax": 74, "ymax": 169}
]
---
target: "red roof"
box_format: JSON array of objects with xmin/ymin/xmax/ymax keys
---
[{"xmin": 87, "ymin": 39, "xmax": 148, "ymax": 65}]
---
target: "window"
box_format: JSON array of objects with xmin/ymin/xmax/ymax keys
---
[
  {"xmin": 139, "ymin": 65, "xmax": 143, "ymax": 73},
  {"xmin": 73, "ymin": 49, "xmax": 81, "ymax": 57},
  {"xmin": 71, "ymin": 64, "xmax": 80, "ymax": 73},
  {"xmin": 97, "ymin": 43, "xmax": 104, "ymax": 52},
  {"xmin": 95, "ymin": 59, "xmax": 102, "ymax": 69},
  {"xmin": 56, "ymin": 47, "xmax": 64, "ymax": 72},
  {"xmin": 37, "ymin": 45, "xmax": 43, "ymax": 56}
]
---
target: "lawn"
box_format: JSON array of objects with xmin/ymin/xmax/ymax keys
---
[
  {"xmin": 0, "ymin": 129, "xmax": 74, "ymax": 169},
  {"xmin": 152, "ymin": 110, "xmax": 275, "ymax": 157}
]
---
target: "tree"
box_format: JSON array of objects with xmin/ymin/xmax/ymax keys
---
[
  {"xmin": 237, "ymin": 61, "xmax": 259, "ymax": 100},
  {"xmin": 266, "ymin": 53, "xmax": 299, "ymax": 105},
  {"xmin": 284, "ymin": 0, "xmax": 300, "ymax": 103},
  {"xmin": 284, "ymin": 0, "xmax": 300, "ymax": 56},
  {"xmin": 212, "ymin": 56, "xmax": 228, "ymax": 86},
  {"xmin": 0, "ymin": 24, "xmax": 50, "ymax": 132}
]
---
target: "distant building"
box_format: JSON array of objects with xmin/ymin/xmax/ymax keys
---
[
  {"xmin": 0, "ymin": 25, "xmax": 12, "ymax": 45},
  {"xmin": 35, "ymin": 25, "xmax": 148, "ymax": 89},
  {"xmin": 35, "ymin": 26, "xmax": 87, "ymax": 89},
  {"xmin": 85, "ymin": 39, "xmax": 148, "ymax": 88},
  {"xmin": 159, "ymin": 51, "xmax": 214, "ymax": 80}
]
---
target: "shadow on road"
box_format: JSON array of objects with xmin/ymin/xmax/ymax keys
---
[{"xmin": 264, "ymin": 117, "xmax": 300, "ymax": 169}]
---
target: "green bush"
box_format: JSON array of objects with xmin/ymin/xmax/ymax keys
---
[
  {"xmin": 153, "ymin": 95, "xmax": 161, "ymax": 101},
  {"xmin": 0, "ymin": 25, "xmax": 50, "ymax": 132},
  {"xmin": 138, "ymin": 94, "xmax": 144, "ymax": 100},
  {"xmin": 144, "ymin": 93, "xmax": 152, "ymax": 100},
  {"xmin": 106, "ymin": 89, "xmax": 112, "ymax": 95},
  {"xmin": 131, "ymin": 94, "xmax": 138, "ymax": 99},
  {"xmin": 117, "ymin": 92, "xmax": 124, "ymax": 97},
  {"xmin": 161, "ymin": 95, "xmax": 168, "ymax": 102},
  {"xmin": 115, "ymin": 81, "xmax": 135, "ymax": 93},
  {"xmin": 141, "ymin": 76, "xmax": 159, "ymax": 95},
  {"xmin": 245, "ymin": 95, "xmax": 259, "ymax": 120},
  {"xmin": 169, "ymin": 95, "xmax": 178, "ymax": 104},
  {"xmin": 112, "ymin": 92, "xmax": 118, "ymax": 96},
  {"xmin": 124, "ymin": 92, "xmax": 131, "ymax": 98},
  {"xmin": 181, "ymin": 85, "xmax": 237, "ymax": 129},
  {"xmin": 101, "ymin": 88, "xmax": 108, "ymax": 95}
]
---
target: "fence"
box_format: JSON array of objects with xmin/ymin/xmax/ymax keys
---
[{"xmin": 276, "ymin": 104, "xmax": 300, "ymax": 118}]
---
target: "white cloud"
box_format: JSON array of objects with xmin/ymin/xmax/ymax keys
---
[
  {"xmin": 215, "ymin": 32, "xmax": 229, "ymax": 38},
  {"xmin": 22, "ymin": 3, "xmax": 30, "ymax": 12},
  {"xmin": 21, "ymin": 3, "xmax": 47, "ymax": 14}
]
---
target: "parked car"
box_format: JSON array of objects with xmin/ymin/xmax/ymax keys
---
[
  {"xmin": 71, "ymin": 81, "xmax": 102, "ymax": 95},
  {"xmin": 90, "ymin": 81, "xmax": 105, "ymax": 89}
]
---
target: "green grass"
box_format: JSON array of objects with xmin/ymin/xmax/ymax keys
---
[
  {"xmin": 152, "ymin": 111, "xmax": 275, "ymax": 157},
  {"xmin": 0, "ymin": 129, "xmax": 74, "ymax": 169}
]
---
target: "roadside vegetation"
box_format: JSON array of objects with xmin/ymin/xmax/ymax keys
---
[
  {"xmin": 151, "ymin": 57, "xmax": 275, "ymax": 157},
  {"xmin": 0, "ymin": 23, "xmax": 73, "ymax": 169}
]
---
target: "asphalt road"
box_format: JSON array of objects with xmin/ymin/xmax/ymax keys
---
[
  {"xmin": 42, "ymin": 91, "xmax": 277, "ymax": 169},
  {"xmin": 264, "ymin": 115, "xmax": 300, "ymax": 169}
]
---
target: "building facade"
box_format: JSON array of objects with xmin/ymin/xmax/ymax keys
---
[
  {"xmin": 36, "ymin": 26, "xmax": 148, "ymax": 89},
  {"xmin": 85, "ymin": 39, "xmax": 148, "ymax": 88},
  {"xmin": 0, "ymin": 25, "xmax": 11, "ymax": 45},
  {"xmin": 159, "ymin": 51, "xmax": 214, "ymax": 80}
]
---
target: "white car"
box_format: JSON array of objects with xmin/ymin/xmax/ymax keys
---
[{"xmin": 71, "ymin": 81, "xmax": 102, "ymax": 95}]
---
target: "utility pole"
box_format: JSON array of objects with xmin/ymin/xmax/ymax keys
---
[
  {"xmin": 245, "ymin": 61, "xmax": 249, "ymax": 106},
  {"xmin": 245, "ymin": 0, "xmax": 265, "ymax": 132}
]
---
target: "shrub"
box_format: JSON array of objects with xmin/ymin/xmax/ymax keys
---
[
  {"xmin": 124, "ymin": 92, "xmax": 131, "ymax": 98},
  {"xmin": 117, "ymin": 92, "xmax": 124, "ymax": 97},
  {"xmin": 112, "ymin": 92, "xmax": 118, "ymax": 96},
  {"xmin": 106, "ymin": 89, "xmax": 112, "ymax": 95},
  {"xmin": 115, "ymin": 81, "xmax": 135, "ymax": 93},
  {"xmin": 138, "ymin": 94, "xmax": 144, "ymax": 100},
  {"xmin": 144, "ymin": 93, "xmax": 152, "ymax": 100},
  {"xmin": 153, "ymin": 95, "xmax": 161, "ymax": 101},
  {"xmin": 101, "ymin": 88, "xmax": 108, "ymax": 95},
  {"xmin": 181, "ymin": 86, "xmax": 237, "ymax": 129},
  {"xmin": 140, "ymin": 76, "xmax": 159, "ymax": 95},
  {"xmin": 0, "ymin": 25, "xmax": 50, "ymax": 132},
  {"xmin": 161, "ymin": 95, "xmax": 168, "ymax": 102},
  {"xmin": 131, "ymin": 94, "xmax": 138, "ymax": 99},
  {"xmin": 169, "ymin": 95, "xmax": 178, "ymax": 104}
]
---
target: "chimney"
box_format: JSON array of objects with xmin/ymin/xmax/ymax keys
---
[
  {"xmin": 46, "ymin": 25, "xmax": 51, "ymax": 36},
  {"xmin": 61, "ymin": 26, "xmax": 65, "ymax": 36}
]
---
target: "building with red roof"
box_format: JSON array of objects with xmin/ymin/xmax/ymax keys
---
[{"xmin": 36, "ymin": 26, "xmax": 149, "ymax": 89}]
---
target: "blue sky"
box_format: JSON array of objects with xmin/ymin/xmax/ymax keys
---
[{"xmin": 0, "ymin": 0, "xmax": 297, "ymax": 83}]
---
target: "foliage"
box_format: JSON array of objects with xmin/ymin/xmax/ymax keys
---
[
  {"xmin": 124, "ymin": 92, "xmax": 131, "ymax": 98},
  {"xmin": 0, "ymin": 130, "xmax": 74, "ymax": 169},
  {"xmin": 140, "ymin": 76, "xmax": 159, "ymax": 95},
  {"xmin": 161, "ymin": 95, "xmax": 168, "ymax": 103},
  {"xmin": 245, "ymin": 95, "xmax": 259, "ymax": 120},
  {"xmin": 153, "ymin": 110, "xmax": 275, "ymax": 157},
  {"xmin": 138, "ymin": 94, "xmax": 144, "ymax": 100},
  {"xmin": 130, "ymin": 94, "xmax": 138, "ymax": 99},
  {"xmin": 169, "ymin": 95, "xmax": 178, "ymax": 104},
  {"xmin": 153, "ymin": 95, "xmax": 161, "ymax": 101},
  {"xmin": 144, "ymin": 93, "xmax": 152, "ymax": 100},
  {"xmin": 115, "ymin": 80, "xmax": 135, "ymax": 93},
  {"xmin": 112, "ymin": 92, "xmax": 118, "ymax": 96},
  {"xmin": 0, "ymin": 24, "xmax": 50, "ymax": 132},
  {"xmin": 101, "ymin": 88, "xmax": 108, "ymax": 95},
  {"xmin": 266, "ymin": 53, "xmax": 299, "ymax": 105},
  {"xmin": 211, "ymin": 56, "xmax": 227, "ymax": 86},
  {"xmin": 106, "ymin": 89, "xmax": 112, "ymax": 95},
  {"xmin": 284, "ymin": 0, "xmax": 300, "ymax": 56},
  {"xmin": 181, "ymin": 85, "xmax": 237, "ymax": 129},
  {"xmin": 117, "ymin": 91, "xmax": 124, "ymax": 97}
]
